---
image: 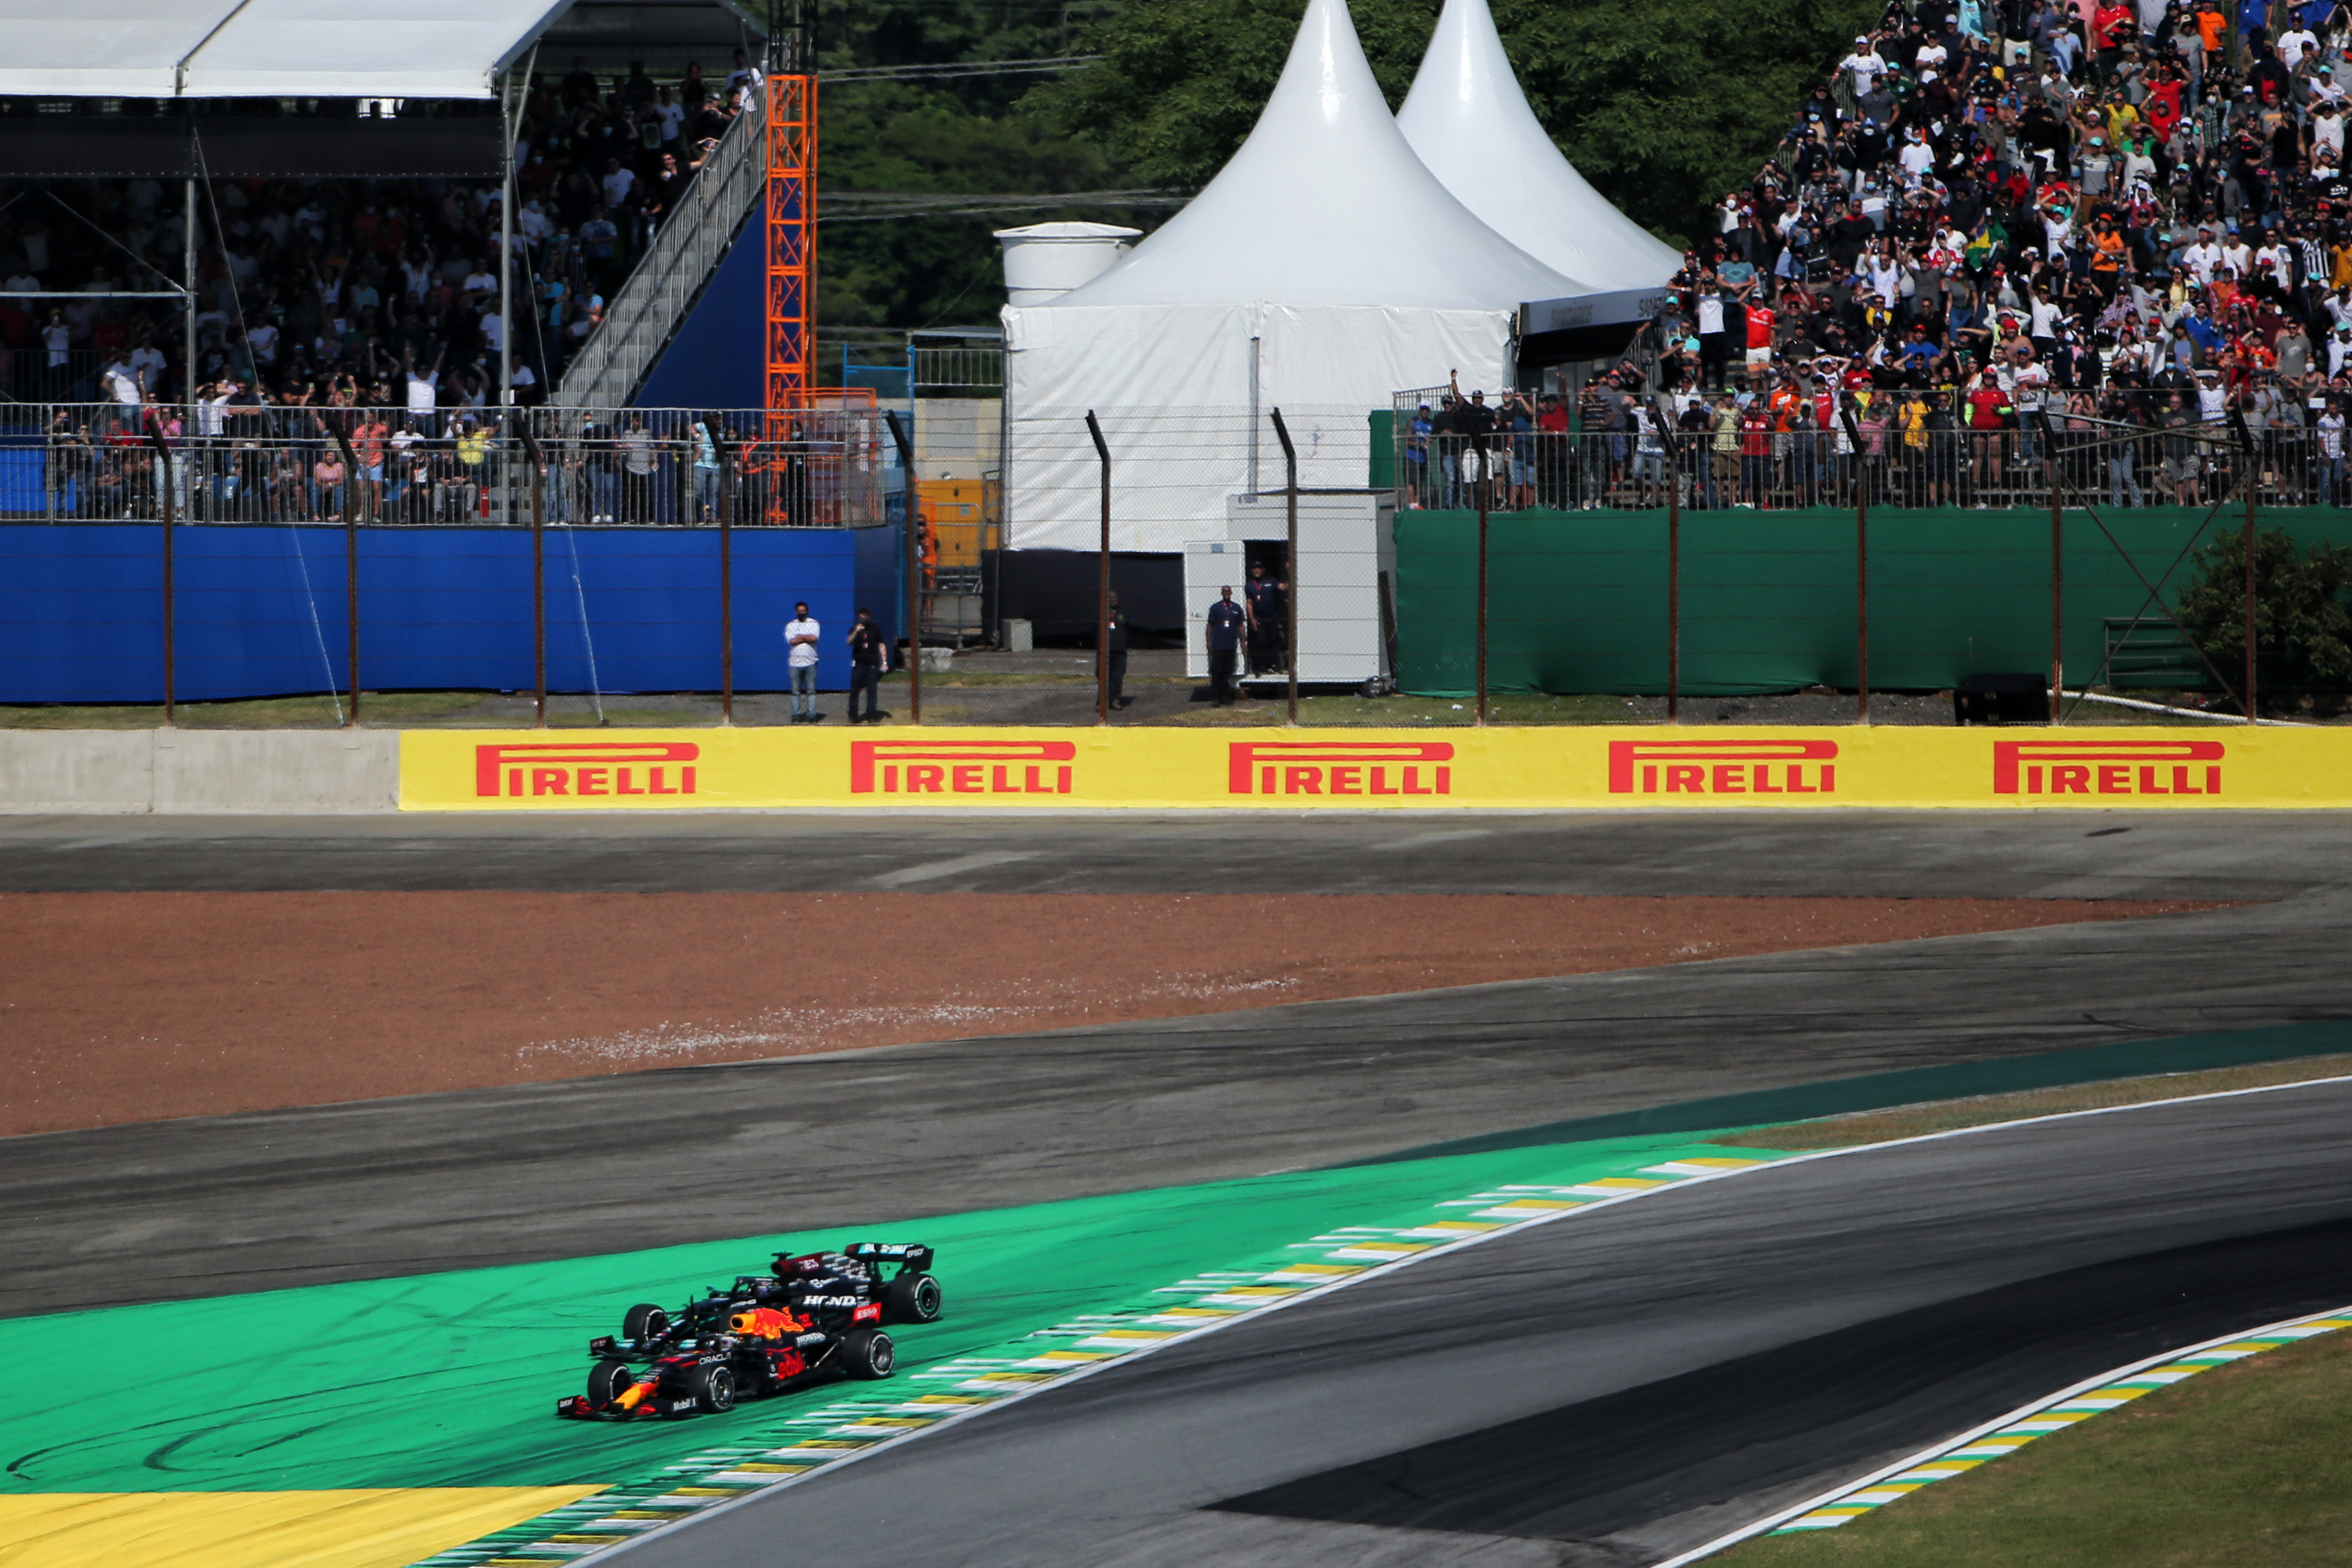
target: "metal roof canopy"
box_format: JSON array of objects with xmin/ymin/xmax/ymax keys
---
[{"xmin": 0, "ymin": 0, "xmax": 578, "ymax": 101}]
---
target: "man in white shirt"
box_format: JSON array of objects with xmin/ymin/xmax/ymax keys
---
[
  {"xmin": 102, "ymin": 358, "xmax": 140, "ymax": 408},
  {"xmin": 2311, "ymin": 65, "xmax": 2348, "ymax": 109},
  {"xmin": 2195, "ymin": 369, "xmax": 2228, "ymax": 422},
  {"xmin": 2315, "ymin": 100, "xmax": 2346, "ymax": 167},
  {"xmin": 2279, "ymin": 23, "xmax": 2319, "ymax": 68},
  {"xmin": 785, "ymin": 601, "xmax": 822, "ymax": 724},
  {"xmin": 601, "ymin": 158, "xmax": 636, "ymax": 214},
  {"xmin": 1840, "ymin": 38, "xmax": 1886, "ymax": 99},
  {"xmin": 404, "ymin": 344, "xmax": 445, "ymax": 435},
  {"xmin": 2179, "ymin": 226, "xmax": 2224, "ymax": 285},
  {"xmin": 2219, "ymin": 233, "xmax": 2253, "ymax": 281},
  {"xmin": 129, "ymin": 339, "xmax": 166, "ymax": 393}
]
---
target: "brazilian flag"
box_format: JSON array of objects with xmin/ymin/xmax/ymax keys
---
[{"xmin": 1965, "ymin": 218, "xmax": 2006, "ymax": 273}]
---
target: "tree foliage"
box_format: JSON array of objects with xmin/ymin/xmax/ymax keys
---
[
  {"xmin": 814, "ymin": 1, "xmax": 1128, "ymax": 338},
  {"xmin": 2177, "ymin": 527, "xmax": 2352, "ymax": 711},
  {"xmin": 1026, "ymin": 0, "xmax": 1878, "ymax": 250}
]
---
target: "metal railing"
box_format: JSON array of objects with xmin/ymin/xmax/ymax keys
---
[
  {"xmin": 2, "ymin": 403, "xmax": 887, "ymax": 528},
  {"xmin": 1, "ymin": 348, "xmax": 129, "ymax": 405},
  {"xmin": 1391, "ymin": 422, "xmax": 2352, "ymax": 512},
  {"xmin": 555, "ymin": 85, "xmax": 771, "ymax": 408}
]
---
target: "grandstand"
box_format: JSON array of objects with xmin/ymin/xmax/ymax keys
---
[{"xmin": 0, "ymin": 0, "xmax": 786, "ymax": 416}]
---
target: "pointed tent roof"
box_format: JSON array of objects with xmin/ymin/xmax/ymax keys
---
[
  {"xmin": 1397, "ymin": 0, "xmax": 1681, "ymax": 293},
  {"xmin": 1050, "ymin": 0, "xmax": 1586, "ymax": 310}
]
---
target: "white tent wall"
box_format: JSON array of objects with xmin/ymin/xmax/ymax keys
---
[
  {"xmin": 998, "ymin": 0, "xmax": 1563, "ymax": 555},
  {"xmin": 1397, "ymin": 0, "xmax": 1682, "ymax": 293},
  {"xmin": 1003, "ymin": 302, "xmax": 1511, "ymax": 554}
]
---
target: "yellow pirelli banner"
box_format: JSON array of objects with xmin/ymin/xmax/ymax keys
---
[{"xmin": 399, "ymin": 726, "xmax": 2352, "ymax": 811}]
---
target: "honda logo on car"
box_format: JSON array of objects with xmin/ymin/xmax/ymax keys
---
[
  {"xmin": 850, "ymin": 739, "xmax": 1078, "ymax": 795},
  {"xmin": 1226, "ymin": 740, "xmax": 1455, "ymax": 796},
  {"xmin": 1993, "ymin": 739, "xmax": 2226, "ymax": 795},
  {"xmin": 474, "ymin": 740, "xmax": 699, "ymax": 798},
  {"xmin": 1608, "ymin": 737, "xmax": 1839, "ymax": 795}
]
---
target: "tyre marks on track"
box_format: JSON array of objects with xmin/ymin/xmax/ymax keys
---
[{"xmin": 406, "ymin": 1150, "xmax": 1785, "ymax": 1568}]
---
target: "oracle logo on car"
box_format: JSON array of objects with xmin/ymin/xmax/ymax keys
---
[
  {"xmin": 474, "ymin": 740, "xmax": 699, "ymax": 799},
  {"xmin": 849, "ymin": 739, "xmax": 1079, "ymax": 795},
  {"xmin": 1993, "ymin": 739, "xmax": 2226, "ymax": 797},
  {"xmin": 1226, "ymin": 740, "xmax": 1455, "ymax": 797},
  {"xmin": 1607, "ymin": 737, "xmax": 1840, "ymax": 795}
]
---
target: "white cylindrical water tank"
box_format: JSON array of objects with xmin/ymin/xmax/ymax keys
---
[{"xmin": 994, "ymin": 221, "xmax": 1143, "ymax": 306}]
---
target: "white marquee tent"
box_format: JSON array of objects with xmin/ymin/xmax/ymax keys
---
[
  {"xmin": 1000, "ymin": 0, "xmax": 1587, "ymax": 554},
  {"xmin": 0, "ymin": 0, "xmax": 573, "ymax": 100},
  {"xmin": 1397, "ymin": 0, "xmax": 1682, "ymax": 294}
]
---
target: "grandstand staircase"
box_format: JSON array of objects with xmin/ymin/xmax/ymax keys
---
[{"xmin": 556, "ymin": 85, "xmax": 769, "ymax": 408}]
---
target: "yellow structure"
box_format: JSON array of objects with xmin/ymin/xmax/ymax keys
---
[
  {"xmin": 915, "ymin": 479, "xmax": 998, "ymax": 569},
  {"xmin": 402, "ymin": 727, "xmax": 2352, "ymax": 812}
]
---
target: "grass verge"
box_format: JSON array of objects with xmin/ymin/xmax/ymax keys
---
[
  {"xmin": 1706, "ymin": 1053, "xmax": 2352, "ymax": 1151},
  {"xmin": 1719, "ymin": 1320, "xmax": 2352, "ymax": 1567}
]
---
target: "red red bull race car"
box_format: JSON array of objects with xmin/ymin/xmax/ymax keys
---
[{"xmin": 558, "ymin": 1243, "xmax": 942, "ymax": 1420}]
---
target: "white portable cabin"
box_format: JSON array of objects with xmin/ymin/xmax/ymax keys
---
[{"xmin": 1182, "ymin": 492, "xmax": 1396, "ymax": 689}]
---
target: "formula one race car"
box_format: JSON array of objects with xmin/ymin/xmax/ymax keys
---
[
  {"xmin": 556, "ymin": 1243, "xmax": 942, "ymax": 1421},
  {"xmin": 770, "ymin": 1243, "xmax": 944, "ymax": 1326}
]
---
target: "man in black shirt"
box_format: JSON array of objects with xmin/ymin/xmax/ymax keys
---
[
  {"xmin": 844, "ymin": 606, "xmax": 887, "ymax": 725},
  {"xmin": 1244, "ymin": 560, "xmax": 1287, "ymax": 676},
  {"xmin": 1105, "ymin": 590, "xmax": 1132, "ymax": 710}
]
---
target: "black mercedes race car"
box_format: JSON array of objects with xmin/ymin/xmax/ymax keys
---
[
  {"xmin": 770, "ymin": 1243, "xmax": 944, "ymax": 1325},
  {"xmin": 556, "ymin": 1242, "xmax": 942, "ymax": 1421}
]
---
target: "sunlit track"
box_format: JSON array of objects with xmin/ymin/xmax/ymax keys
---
[{"xmin": 603, "ymin": 1081, "xmax": 2352, "ymax": 1568}]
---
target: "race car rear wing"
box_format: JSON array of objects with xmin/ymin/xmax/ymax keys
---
[{"xmin": 844, "ymin": 1242, "xmax": 935, "ymax": 1274}]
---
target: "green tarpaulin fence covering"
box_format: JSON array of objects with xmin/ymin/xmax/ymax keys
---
[{"xmin": 1393, "ymin": 505, "xmax": 2348, "ymax": 697}]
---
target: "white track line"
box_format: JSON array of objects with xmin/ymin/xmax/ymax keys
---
[
  {"xmin": 1653, "ymin": 1302, "xmax": 2352, "ymax": 1566},
  {"xmin": 587, "ymin": 1068, "xmax": 2352, "ymax": 1565}
]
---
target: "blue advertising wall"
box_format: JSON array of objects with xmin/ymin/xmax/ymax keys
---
[{"xmin": 0, "ymin": 523, "xmax": 880, "ymax": 704}]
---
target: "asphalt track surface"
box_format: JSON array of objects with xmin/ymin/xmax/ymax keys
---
[
  {"xmin": 10, "ymin": 811, "xmax": 2352, "ymax": 1558},
  {"xmin": 8, "ymin": 812, "xmax": 2352, "ymax": 1318},
  {"xmin": 5, "ymin": 808, "xmax": 2352, "ymax": 898},
  {"xmin": 603, "ymin": 1080, "xmax": 2352, "ymax": 1568}
]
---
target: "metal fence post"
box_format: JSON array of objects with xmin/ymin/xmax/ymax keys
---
[
  {"xmin": 884, "ymin": 410, "xmax": 920, "ymax": 724},
  {"xmin": 332, "ymin": 426, "xmax": 363, "ymax": 727},
  {"xmin": 150, "ymin": 428, "xmax": 175, "ymax": 726},
  {"xmin": 1659, "ymin": 408, "xmax": 1681, "ymax": 724},
  {"xmin": 2241, "ymin": 429, "xmax": 2259, "ymax": 725},
  {"xmin": 1086, "ymin": 410, "xmax": 1111, "ymax": 726},
  {"xmin": 1270, "ymin": 408, "xmax": 1298, "ymax": 726},
  {"xmin": 1475, "ymin": 430, "xmax": 1489, "ymax": 727},
  {"xmin": 704, "ymin": 418, "xmax": 734, "ymax": 725},
  {"xmin": 1841, "ymin": 410, "xmax": 1869, "ymax": 725},
  {"xmin": 2043, "ymin": 414, "xmax": 2063, "ymax": 725},
  {"xmin": 520, "ymin": 422, "xmax": 547, "ymax": 727}
]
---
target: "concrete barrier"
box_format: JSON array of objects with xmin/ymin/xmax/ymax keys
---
[{"xmin": 0, "ymin": 731, "xmax": 399, "ymax": 814}]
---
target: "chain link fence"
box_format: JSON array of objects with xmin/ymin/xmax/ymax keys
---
[{"xmin": 3, "ymin": 398, "xmax": 2345, "ymax": 728}]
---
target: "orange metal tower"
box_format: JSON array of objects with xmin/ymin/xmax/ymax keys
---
[{"xmin": 764, "ymin": 74, "xmax": 815, "ymax": 426}]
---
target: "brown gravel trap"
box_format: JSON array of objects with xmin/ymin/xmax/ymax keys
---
[{"xmin": 0, "ymin": 892, "xmax": 2212, "ymax": 1137}]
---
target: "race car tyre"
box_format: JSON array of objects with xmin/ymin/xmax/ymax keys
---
[
  {"xmin": 587, "ymin": 1360, "xmax": 636, "ymax": 1407},
  {"xmin": 840, "ymin": 1328, "xmax": 896, "ymax": 1380},
  {"xmin": 883, "ymin": 1272, "xmax": 944, "ymax": 1324},
  {"xmin": 622, "ymin": 1303, "xmax": 669, "ymax": 1341},
  {"xmin": 690, "ymin": 1363, "xmax": 737, "ymax": 1414}
]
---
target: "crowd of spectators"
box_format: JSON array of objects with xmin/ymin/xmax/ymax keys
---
[
  {"xmin": 1639, "ymin": 0, "xmax": 2352, "ymax": 506},
  {"xmin": 0, "ymin": 51, "xmax": 763, "ymax": 423}
]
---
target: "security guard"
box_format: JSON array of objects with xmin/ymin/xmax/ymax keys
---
[{"xmin": 1204, "ymin": 585, "xmax": 1246, "ymax": 705}]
